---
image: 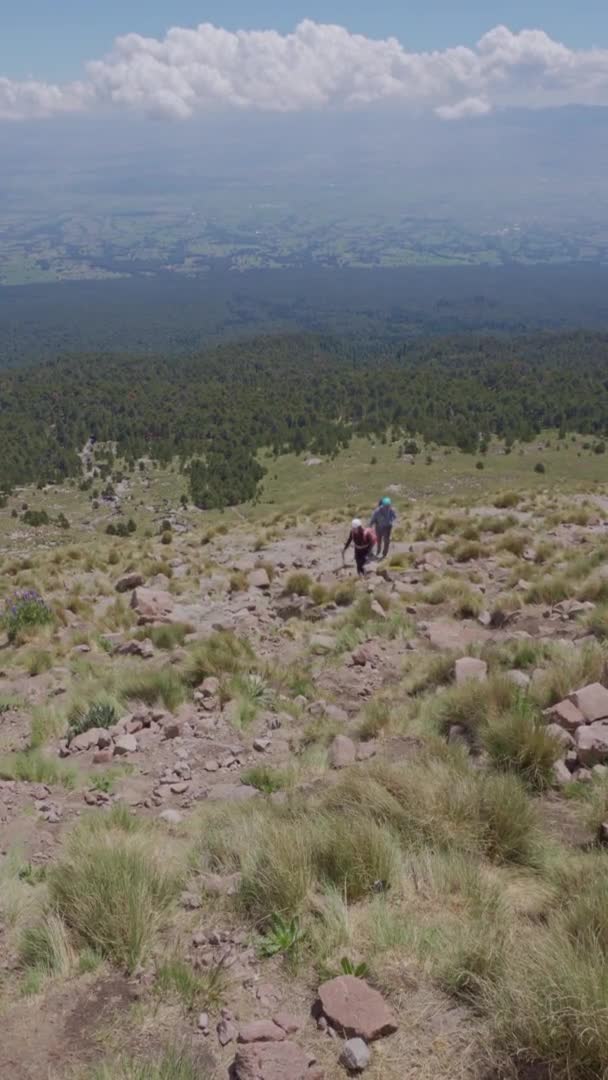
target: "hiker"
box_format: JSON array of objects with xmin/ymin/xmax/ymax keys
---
[
  {"xmin": 343, "ymin": 519, "xmax": 376, "ymax": 577},
  {"xmin": 370, "ymin": 496, "xmax": 397, "ymax": 559}
]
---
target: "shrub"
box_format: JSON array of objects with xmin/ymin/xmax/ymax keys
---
[
  {"xmin": 284, "ymin": 572, "xmax": 312, "ymax": 597},
  {"xmin": 484, "ymin": 925, "xmax": 608, "ymax": 1078},
  {"xmin": 22, "ymin": 509, "xmax": 50, "ymax": 527},
  {"xmin": 532, "ymin": 642, "xmax": 606, "ymax": 708},
  {"xmin": 138, "ymin": 623, "xmax": 192, "ymax": 650},
  {"xmin": 161, "ymin": 530, "xmax": 173, "ymax": 545},
  {"xmin": 90, "ymin": 1045, "xmax": 207, "ymax": 1080},
  {"xmin": 482, "ymin": 697, "xmax": 562, "ymax": 790},
  {"xmin": 19, "ymin": 914, "xmax": 75, "ymax": 976},
  {"xmin": 2, "ymin": 589, "xmax": 53, "ymax": 643},
  {"xmin": 67, "ymin": 700, "xmax": 118, "ymax": 743},
  {"xmin": 241, "ymin": 765, "xmax": 289, "ymax": 794},
  {"xmin": 119, "ymin": 668, "xmax": 185, "ymax": 711},
  {"xmin": 25, "ymin": 649, "xmax": 53, "ymax": 677},
  {"xmin": 358, "ymin": 698, "xmax": 392, "ymax": 740},
  {"xmin": 0, "ymin": 750, "xmax": 76, "ymax": 788},
  {"xmin": 229, "ymin": 571, "xmax": 248, "ymax": 592},
  {"xmin": 450, "ymin": 540, "xmax": 481, "ymax": 563},
  {"xmin": 49, "ymin": 827, "xmax": 180, "ymax": 972},
  {"xmin": 494, "ymin": 491, "xmax": 520, "ymax": 509},
  {"xmin": 239, "ymin": 821, "xmax": 314, "ymax": 923},
  {"xmin": 534, "ymin": 462, "xmax": 546, "ymax": 474},
  {"xmin": 582, "ymin": 604, "xmax": 608, "ymax": 641},
  {"xmin": 496, "ymin": 532, "xmax": 527, "ymax": 557},
  {"xmin": 312, "ymin": 814, "xmax": 401, "ymax": 901},
  {"xmin": 182, "ymin": 631, "xmax": 254, "ymax": 686},
  {"xmin": 155, "ymin": 957, "xmax": 225, "ymax": 1012},
  {"xmin": 430, "ymin": 674, "xmax": 518, "ymax": 742}
]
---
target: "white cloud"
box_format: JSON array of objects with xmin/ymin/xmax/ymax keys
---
[
  {"xmin": 0, "ymin": 77, "xmax": 90, "ymax": 120},
  {"xmin": 2, "ymin": 21, "xmax": 608, "ymax": 121},
  {"xmin": 435, "ymin": 97, "xmax": 491, "ymax": 121}
]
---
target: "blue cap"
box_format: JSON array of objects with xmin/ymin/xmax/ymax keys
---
[{"xmin": 382, "ymin": 497, "xmax": 392, "ymax": 506}]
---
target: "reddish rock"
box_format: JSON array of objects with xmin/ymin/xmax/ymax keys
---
[
  {"xmin": 273, "ymin": 1012, "xmax": 302, "ymax": 1035},
  {"xmin": 543, "ymin": 699, "xmax": 586, "ymax": 732},
  {"xmin": 69, "ymin": 727, "xmax": 109, "ymax": 753},
  {"xmin": 114, "ymin": 733, "xmax": 138, "ymax": 755},
  {"xmin": 130, "ymin": 587, "xmax": 174, "ymax": 624},
  {"xmin": 93, "ymin": 749, "xmax": 114, "ymax": 765},
  {"xmin": 232, "ymin": 1040, "xmax": 317, "ymax": 1079},
  {"xmin": 317, "ymin": 976, "xmax": 397, "ymax": 1042},
  {"xmin": 238, "ymin": 1021, "xmax": 285, "ymax": 1044},
  {"xmin": 569, "ymin": 683, "xmax": 608, "ymax": 724},
  {"xmin": 115, "ymin": 572, "xmax": 144, "ymax": 593}
]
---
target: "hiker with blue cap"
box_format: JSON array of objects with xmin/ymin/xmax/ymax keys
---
[{"xmin": 370, "ymin": 497, "xmax": 397, "ymax": 559}]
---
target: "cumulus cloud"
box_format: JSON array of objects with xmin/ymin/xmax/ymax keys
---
[
  {"xmin": 3, "ymin": 21, "xmax": 608, "ymax": 121},
  {"xmin": 0, "ymin": 77, "xmax": 90, "ymax": 120}
]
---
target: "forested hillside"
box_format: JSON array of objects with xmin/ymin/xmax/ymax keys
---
[{"xmin": 1, "ymin": 330, "xmax": 607, "ymax": 507}]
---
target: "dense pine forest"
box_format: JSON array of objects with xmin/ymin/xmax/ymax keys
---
[{"xmin": 1, "ymin": 330, "xmax": 607, "ymax": 508}]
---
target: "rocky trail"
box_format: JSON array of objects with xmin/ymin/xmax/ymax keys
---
[{"xmin": 2, "ymin": 496, "xmax": 608, "ymax": 1078}]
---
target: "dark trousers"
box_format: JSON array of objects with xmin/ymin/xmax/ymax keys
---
[
  {"xmin": 355, "ymin": 546, "xmax": 372, "ymax": 575},
  {"xmin": 376, "ymin": 527, "xmax": 392, "ymax": 557}
]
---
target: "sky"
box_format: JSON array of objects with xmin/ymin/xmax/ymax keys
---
[
  {"xmin": 3, "ymin": 1, "xmax": 608, "ymax": 80},
  {"xmin": 2, "ymin": 1, "xmax": 608, "ymax": 123}
]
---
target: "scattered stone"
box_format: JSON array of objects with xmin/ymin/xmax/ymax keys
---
[
  {"xmin": 217, "ymin": 1018, "xmax": 238, "ymax": 1046},
  {"xmin": 181, "ymin": 891, "xmax": 203, "ymax": 910},
  {"xmin": 370, "ymin": 600, "xmax": 387, "ymax": 620},
  {"xmin": 454, "ymin": 657, "xmax": 488, "ymax": 684},
  {"xmin": 545, "ymin": 723, "xmax": 575, "ymax": 749},
  {"xmin": 159, "ymin": 809, "xmax": 183, "ymax": 825},
  {"xmin": 552, "ymin": 760, "xmax": 573, "ymax": 787},
  {"xmin": 115, "ymin": 572, "xmax": 145, "ymax": 593},
  {"xmin": 356, "ymin": 741, "xmax": 377, "ymax": 761},
  {"xmin": 329, "ymin": 735, "xmax": 356, "ymax": 769},
  {"xmin": 573, "ymin": 767, "xmax": 593, "ymax": 784},
  {"xmin": 207, "ymin": 783, "xmax": 258, "ymax": 802},
  {"xmin": 204, "ymin": 759, "xmax": 220, "ymax": 772},
  {"xmin": 340, "ymin": 1038, "xmax": 371, "ymax": 1073},
  {"xmin": 599, "ymin": 821, "xmax": 608, "ymax": 845},
  {"xmin": 544, "ymin": 698, "xmax": 586, "ymax": 733},
  {"xmin": 447, "ymin": 724, "xmax": 469, "ymax": 748},
  {"xmin": 569, "ymin": 683, "xmax": 608, "ymax": 724},
  {"xmin": 117, "ymin": 638, "xmax": 154, "ymax": 659},
  {"xmin": 507, "ymin": 669, "xmax": 531, "ymax": 690},
  {"xmin": 575, "ymin": 722, "xmax": 608, "ymax": 766},
  {"xmin": 200, "ymin": 676, "xmax": 220, "ymax": 697},
  {"xmin": 317, "ymin": 976, "xmax": 398, "ymax": 1042},
  {"xmin": 114, "ymin": 733, "xmax": 138, "ymax": 756},
  {"xmin": 253, "ymin": 737, "xmax": 271, "ymax": 753},
  {"xmin": 69, "ymin": 728, "xmax": 108, "ymax": 753},
  {"xmin": 238, "ymin": 1021, "xmax": 285, "ymax": 1044},
  {"xmin": 198, "ymin": 1012, "xmax": 209, "ymax": 1033},
  {"xmin": 592, "ymin": 764, "xmax": 608, "ymax": 779}
]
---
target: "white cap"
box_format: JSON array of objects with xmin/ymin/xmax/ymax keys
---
[{"xmin": 352, "ymin": 518, "xmax": 362, "ymax": 529}]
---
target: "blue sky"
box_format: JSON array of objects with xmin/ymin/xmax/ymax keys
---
[{"xmin": 4, "ymin": 0, "xmax": 608, "ymax": 81}]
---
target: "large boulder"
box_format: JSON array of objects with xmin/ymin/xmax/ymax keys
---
[
  {"xmin": 569, "ymin": 683, "xmax": 608, "ymax": 724},
  {"xmin": 454, "ymin": 657, "xmax": 488, "ymax": 684},
  {"xmin": 232, "ymin": 1041, "xmax": 321, "ymax": 1080},
  {"xmin": 575, "ymin": 722, "xmax": 608, "ymax": 766},
  {"xmin": 317, "ymin": 976, "xmax": 398, "ymax": 1042},
  {"xmin": 130, "ymin": 588, "xmax": 174, "ymax": 624},
  {"xmin": 543, "ymin": 699, "xmax": 586, "ymax": 732}
]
